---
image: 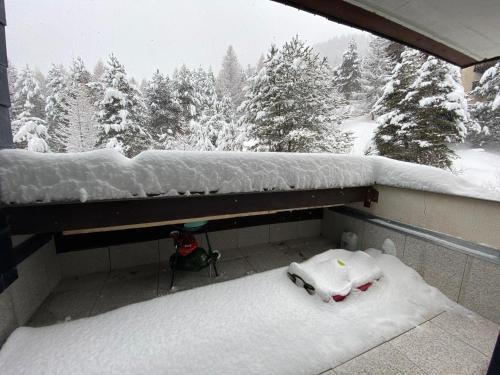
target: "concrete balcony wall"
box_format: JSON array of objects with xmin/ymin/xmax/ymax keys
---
[
  {"xmin": 0, "ymin": 238, "xmax": 60, "ymax": 345},
  {"xmin": 56, "ymin": 219, "xmax": 322, "ymax": 278},
  {"xmin": 323, "ymin": 207, "xmax": 500, "ymax": 324},
  {"xmin": 351, "ymin": 185, "xmax": 500, "ymax": 251}
]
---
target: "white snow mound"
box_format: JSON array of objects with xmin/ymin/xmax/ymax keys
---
[
  {"xmin": 0, "ymin": 251, "xmax": 451, "ymax": 375},
  {"xmin": 288, "ymin": 250, "xmax": 382, "ymax": 301},
  {"xmin": 1, "ymin": 149, "xmax": 498, "ymax": 204}
]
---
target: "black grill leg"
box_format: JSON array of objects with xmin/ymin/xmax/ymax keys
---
[
  {"xmin": 212, "ymin": 259, "xmax": 219, "ymax": 277},
  {"xmin": 205, "ymin": 231, "xmax": 219, "ymax": 277},
  {"xmin": 169, "ymin": 253, "xmax": 178, "ymax": 290}
]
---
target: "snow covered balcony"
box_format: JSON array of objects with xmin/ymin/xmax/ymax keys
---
[{"xmin": 0, "ymin": 149, "xmax": 499, "ymax": 350}]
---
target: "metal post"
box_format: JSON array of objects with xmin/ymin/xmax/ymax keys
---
[
  {"xmin": 0, "ymin": 208, "xmax": 17, "ymax": 293},
  {"xmin": 0, "ymin": 0, "xmax": 13, "ymax": 149},
  {"xmin": 0, "ymin": 0, "xmax": 19, "ymax": 292}
]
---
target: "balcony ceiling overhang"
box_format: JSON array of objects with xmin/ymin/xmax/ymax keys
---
[{"xmin": 272, "ymin": 0, "xmax": 500, "ymax": 68}]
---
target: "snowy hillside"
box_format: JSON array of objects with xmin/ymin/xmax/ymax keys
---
[
  {"xmin": 341, "ymin": 116, "xmax": 500, "ymax": 195},
  {"xmin": 314, "ymin": 34, "xmax": 370, "ymax": 67},
  {"xmin": 341, "ymin": 116, "xmax": 378, "ymax": 154},
  {"xmin": 452, "ymin": 146, "xmax": 500, "ymax": 193}
]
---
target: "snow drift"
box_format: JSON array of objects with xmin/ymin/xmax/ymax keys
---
[
  {"xmin": 0, "ymin": 149, "xmax": 498, "ymax": 204},
  {"xmin": 0, "ymin": 251, "xmax": 451, "ymax": 375}
]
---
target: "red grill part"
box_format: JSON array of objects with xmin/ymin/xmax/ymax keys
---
[
  {"xmin": 172, "ymin": 232, "xmax": 199, "ymax": 256},
  {"xmin": 332, "ymin": 294, "xmax": 347, "ymax": 302},
  {"xmin": 178, "ymin": 242, "xmax": 198, "ymax": 256},
  {"xmin": 357, "ymin": 282, "xmax": 372, "ymax": 291}
]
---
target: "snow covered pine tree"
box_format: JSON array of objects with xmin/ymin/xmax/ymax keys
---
[
  {"xmin": 362, "ymin": 37, "xmax": 393, "ymax": 113},
  {"xmin": 144, "ymin": 69, "xmax": 184, "ymax": 149},
  {"xmin": 45, "ymin": 64, "xmax": 70, "ymax": 152},
  {"xmin": 374, "ymin": 50, "xmax": 467, "ymax": 168},
  {"xmin": 173, "ymin": 65, "xmax": 200, "ymax": 125},
  {"xmin": 70, "ymin": 57, "xmax": 92, "ymax": 87},
  {"xmin": 94, "ymin": 55, "xmax": 150, "ymax": 157},
  {"xmin": 191, "ymin": 68, "xmax": 220, "ymax": 150},
  {"xmin": 187, "ymin": 67, "xmax": 242, "ymax": 151},
  {"xmin": 7, "ymin": 64, "xmax": 17, "ymax": 118},
  {"xmin": 212, "ymin": 94, "xmax": 244, "ymax": 151},
  {"xmin": 241, "ymin": 36, "xmax": 352, "ymax": 153},
  {"xmin": 216, "ymin": 46, "xmax": 245, "ymax": 111},
  {"xmin": 65, "ymin": 58, "xmax": 99, "ymax": 152},
  {"xmin": 11, "ymin": 65, "xmax": 50, "ymax": 152},
  {"xmin": 469, "ymin": 61, "xmax": 500, "ymax": 146},
  {"xmin": 66, "ymin": 89, "xmax": 99, "ymax": 153},
  {"xmin": 374, "ymin": 49, "xmax": 425, "ymax": 161},
  {"xmin": 404, "ymin": 56, "xmax": 467, "ymax": 168},
  {"xmin": 334, "ymin": 39, "xmax": 363, "ymax": 102}
]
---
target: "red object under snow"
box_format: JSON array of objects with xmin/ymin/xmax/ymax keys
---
[
  {"xmin": 332, "ymin": 294, "xmax": 347, "ymax": 302},
  {"xmin": 357, "ymin": 282, "xmax": 372, "ymax": 291},
  {"xmin": 332, "ymin": 280, "xmax": 377, "ymax": 302}
]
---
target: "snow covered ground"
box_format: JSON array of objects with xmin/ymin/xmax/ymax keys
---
[
  {"xmin": 342, "ymin": 116, "xmax": 500, "ymax": 195},
  {"xmin": 452, "ymin": 146, "xmax": 500, "ymax": 194},
  {"xmin": 341, "ymin": 116, "xmax": 379, "ymax": 155},
  {"xmin": 0, "ymin": 250, "xmax": 451, "ymax": 375}
]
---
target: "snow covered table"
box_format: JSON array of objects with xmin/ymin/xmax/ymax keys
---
[{"xmin": 0, "ymin": 250, "xmax": 452, "ymax": 375}]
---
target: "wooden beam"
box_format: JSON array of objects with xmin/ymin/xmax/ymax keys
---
[
  {"xmin": 272, "ymin": 0, "xmax": 479, "ymax": 67},
  {"xmin": 61, "ymin": 204, "xmax": 335, "ymax": 235},
  {"xmin": 55, "ymin": 209, "xmax": 323, "ymax": 252},
  {"xmin": 4, "ymin": 186, "xmax": 375, "ymax": 235}
]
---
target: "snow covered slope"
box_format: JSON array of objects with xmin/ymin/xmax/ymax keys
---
[
  {"xmin": 342, "ymin": 116, "xmax": 500, "ymax": 196},
  {"xmin": 452, "ymin": 146, "xmax": 500, "ymax": 194},
  {"xmin": 342, "ymin": 116, "xmax": 378, "ymax": 154},
  {"xmin": 0, "ymin": 251, "xmax": 451, "ymax": 375},
  {"xmin": 1, "ymin": 148, "xmax": 498, "ymax": 204}
]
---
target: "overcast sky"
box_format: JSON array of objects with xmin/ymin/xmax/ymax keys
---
[{"xmin": 6, "ymin": 0, "xmax": 362, "ymax": 80}]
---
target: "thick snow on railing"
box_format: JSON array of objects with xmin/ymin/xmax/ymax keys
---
[{"xmin": 0, "ymin": 149, "xmax": 498, "ymax": 204}]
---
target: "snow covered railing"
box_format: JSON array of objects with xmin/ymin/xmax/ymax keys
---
[
  {"xmin": 1, "ymin": 149, "xmax": 498, "ymax": 234},
  {"xmin": 0, "ymin": 150, "xmax": 378, "ymax": 204}
]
